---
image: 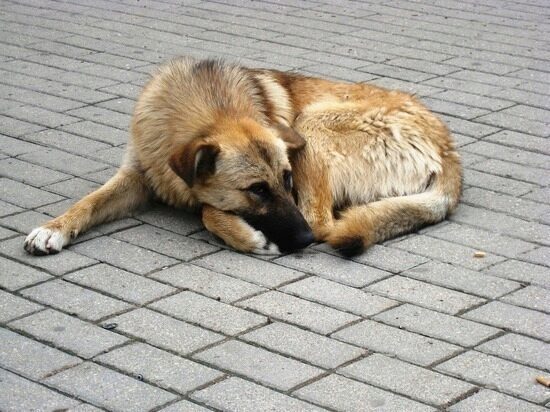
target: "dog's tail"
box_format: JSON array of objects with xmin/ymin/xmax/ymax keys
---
[{"xmin": 325, "ymin": 150, "xmax": 462, "ymax": 257}]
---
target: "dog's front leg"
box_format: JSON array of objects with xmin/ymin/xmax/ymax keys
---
[
  {"xmin": 202, "ymin": 205, "xmax": 280, "ymax": 255},
  {"xmin": 24, "ymin": 167, "xmax": 149, "ymax": 255},
  {"xmin": 293, "ymin": 160, "xmax": 334, "ymax": 241}
]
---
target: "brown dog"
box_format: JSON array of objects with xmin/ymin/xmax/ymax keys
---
[{"xmin": 24, "ymin": 57, "xmax": 461, "ymax": 257}]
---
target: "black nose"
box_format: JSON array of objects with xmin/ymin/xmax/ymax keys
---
[{"xmin": 288, "ymin": 229, "xmax": 315, "ymax": 251}]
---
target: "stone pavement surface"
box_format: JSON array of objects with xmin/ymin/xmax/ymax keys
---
[{"xmin": 0, "ymin": 0, "xmax": 549, "ymax": 410}]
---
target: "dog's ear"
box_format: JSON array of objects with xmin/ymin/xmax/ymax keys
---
[
  {"xmin": 169, "ymin": 140, "xmax": 220, "ymax": 188},
  {"xmin": 273, "ymin": 123, "xmax": 306, "ymax": 151}
]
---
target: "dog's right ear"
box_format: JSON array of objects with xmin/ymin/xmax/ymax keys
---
[
  {"xmin": 169, "ymin": 140, "xmax": 220, "ymax": 188},
  {"xmin": 273, "ymin": 123, "xmax": 306, "ymax": 151}
]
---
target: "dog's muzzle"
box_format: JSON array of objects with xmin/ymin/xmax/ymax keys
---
[{"xmin": 242, "ymin": 198, "xmax": 315, "ymax": 253}]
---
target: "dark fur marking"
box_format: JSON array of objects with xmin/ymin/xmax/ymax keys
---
[{"xmin": 335, "ymin": 236, "xmax": 364, "ymax": 257}]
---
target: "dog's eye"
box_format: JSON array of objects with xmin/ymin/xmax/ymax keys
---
[
  {"xmin": 283, "ymin": 170, "xmax": 293, "ymax": 191},
  {"xmin": 247, "ymin": 182, "xmax": 270, "ymax": 198}
]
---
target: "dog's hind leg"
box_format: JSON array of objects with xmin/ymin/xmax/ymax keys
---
[
  {"xmin": 202, "ymin": 205, "xmax": 280, "ymax": 255},
  {"xmin": 24, "ymin": 166, "xmax": 149, "ymax": 255},
  {"xmin": 325, "ymin": 152, "xmax": 462, "ymax": 257}
]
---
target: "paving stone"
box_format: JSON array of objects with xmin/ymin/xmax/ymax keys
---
[
  {"xmin": 18, "ymin": 148, "xmax": 108, "ymax": 175},
  {"xmin": 195, "ymin": 340, "xmax": 323, "ymax": 391},
  {"xmin": 519, "ymin": 247, "xmax": 550, "ymax": 267},
  {"xmin": 150, "ymin": 263, "xmax": 265, "ymax": 303},
  {"xmin": 436, "ymin": 351, "xmax": 548, "ymax": 403},
  {"xmin": 341, "ymin": 354, "xmax": 475, "ymax": 406},
  {"xmin": 66, "ymin": 106, "xmax": 131, "ymax": 130},
  {"xmin": 439, "ymin": 114, "xmax": 500, "ymax": 138},
  {"xmin": 374, "ymin": 304, "xmax": 500, "ymax": 347},
  {"xmin": 0, "ymin": 158, "xmax": 71, "ymax": 187},
  {"xmin": 0, "ymin": 178, "xmax": 64, "ymax": 208},
  {"xmin": 462, "ymin": 187, "xmax": 550, "ymax": 219},
  {"xmin": 463, "ymin": 140, "xmax": 550, "ymax": 169},
  {"xmin": 392, "ymin": 234, "xmax": 505, "ymax": 270},
  {"xmin": 242, "ymin": 322, "xmax": 364, "ymax": 369},
  {"xmin": 500, "ymin": 285, "xmax": 549, "ymax": 314},
  {"xmin": 0, "ymin": 255, "xmax": 52, "ymax": 290},
  {"xmin": 281, "ymin": 277, "xmax": 398, "ymax": 317},
  {"xmin": 89, "ymin": 145, "xmax": 125, "ymax": 167},
  {"xmin": 403, "ymin": 261, "xmax": 520, "ymax": 299},
  {"xmin": 108, "ymin": 308, "xmax": 224, "ymax": 355},
  {"xmin": 334, "ymin": 319, "xmax": 460, "ymax": 366},
  {"xmin": 431, "ymin": 89, "xmax": 514, "ymax": 111},
  {"xmin": 0, "ymin": 199, "xmax": 23, "ymax": 217},
  {"xmin": 346, "ymin": 244, "xmax": 429, "ymax": 273},
  {"xmin": 0, "ymin": 115, "xmax": 46, "ymax": 137},
  {"xmin": 9, "ymin": 309, "xmax": 128, "ymax": 359},
  {"xmin": 238, "ymin": 291, "xmax": 359, "ymax": 334},
  {"xmin": 423, "ymin": 97, "xmax": 490, "ymax": 119},
  {"xmin": 426, "ymin": 222, "xmax": 536, "ymax": 259},
  {"xmin": 295, "ymin": 374, "xmax": 436, "ymax": 412},
  {"xmin": 485, "ymin": 259, "xmax": 550, "ymax": 288},
  {"xmin": 463, "ymin": 169, "xmax": 537, "ymax": 196},
  {"xmin": 0, "ymin": 368, "xmax": 81, "ymax": 412},
  {"xmin": 477, "ymin": 334, "xmax": 550, "ymax": 371},
  {"xmin": 471, "ymin": 158, "xmax": 549, "ymax": 186},
  {"xmin": 192, "ymin": 376, "xmax": 325, "ymax": 412},
  {"xmin": 523, "ymin": 187, "xmax": 550, "ymax": 204},
  {"xmin": 20, "ymin": 279, "xmax": 132, "ymax": 321},
  {"xmin": 448, "ymin": 389, "xmax": 547, "ymax": 412},
  {"xmin": 194, "ymin": 250, "xmax": 305, "ymax": 288},
  {"xmin": 0, "ymin": 290, "xmax": 42, "ymax": 323},
  {"xmin": 60, "ymin": 120, "xmax": 128, "ymax": 146},
  {"xmin": 23, "ymin": 128, "xmax": 111, "ymax": 155},
  {"xmin": 0, "ymin": 226, "xmax": 17, "ymax": 240},
  {"xmin": 71, "ymin": 236, "xmax": 178, "ymax": 275},
  {"xmin": 451, "ymin": 204, "xmax": 550, "ymax": 246},
  {"xmin": 0, "ymin": 328, "xmax": 80, "ymax": 379},
  {"xmin": 44, "ymin": 362, "xmax": 177, "ymax": 412},
  {"xmin": 150, "ymin": 290, "xmax": 267, "ymax": 335},
  {"xmin": 44, "ymin": 177, "xmax": 100, "ymax": 199},
  {"xmin": 463, "ymin": 301, "xmax": 550, "ymax": 341},
  {"xmin": 367, "ymin": 276, "xmax": 485, "ymax": 315},
  {"xmin": 274, "ymin": 250, "xmax": 391, "ymax": 287},
  {"xmin": 65, "ymin": 263, "xmax": 175, "ymax": 304},
  {"xmin": 159, "ymin": 400, "xmax": 210, "ymax": 412},
  {"xmin": 0, "ymin": 210, "xmax": 59, "ymax": 234},
  {"xmin": 485, "ymin": 130, "xmax": 550, "ymax": 156},
  {"xmin": 135, "ymin": 204, "xmax": 204, "ymax": 235},
  {"xmin": 112, "ymin": 224, "xmax": 218, "ymax": 261},
  {"xmin": 0, "ymin": 134, "xmax": 43, "ymax": 156},
  {"xmin": 475, "ymin": 111, "xmax": 549, "ymax": 137},
  {"xmin": 0, "ymin": 236, "xmax": 97, "ymax": 276},
  {"xmin": 96, "ymin": 342, "xmax": 223, "ymax": 394}
]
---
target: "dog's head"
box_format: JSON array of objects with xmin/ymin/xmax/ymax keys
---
[{"xmin": 169, "ymin": 117, "xmax": 314, "ymax": 253}]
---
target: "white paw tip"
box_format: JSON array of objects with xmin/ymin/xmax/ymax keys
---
[
  {"xmin": 251, "ymin": 230, "xmax": 281, "ymax": 255},
  {"xmin": 24, "ymin": 227, "xmax": 68, "ymax": 255}
]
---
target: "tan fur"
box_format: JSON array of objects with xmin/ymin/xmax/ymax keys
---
[{"xmin": 25, "ymin": 57, "xmax": 461, "ymax": 257}]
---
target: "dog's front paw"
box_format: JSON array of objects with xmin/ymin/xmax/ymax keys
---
[
  {"xmin": 24, "ymin": 227, "xmax": 69, "ymax": 255},
  {"xmin": 250, "ymin": 229, "xmax": 281, "ymax": 255}
]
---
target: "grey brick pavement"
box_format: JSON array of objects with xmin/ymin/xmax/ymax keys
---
[{"xmin": 0, "ymin": 0, "xmax": 549, "ymax": 410}]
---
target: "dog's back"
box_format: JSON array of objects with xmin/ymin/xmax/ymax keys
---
[{"xmin": 289, "ymin": 84, "xmax": 461, "ymax": 255}]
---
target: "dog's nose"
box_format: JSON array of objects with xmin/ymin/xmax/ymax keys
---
[{"xmin": 292, "ymin": 230, "xmax": 315, "ymax": 250}]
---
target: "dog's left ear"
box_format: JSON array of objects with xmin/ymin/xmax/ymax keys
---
[
  {"xmin": 169, "ymin": 140, "xmax": 220, "ymax": 188},
  {"xmin": 273, "ymin": 123, "xmax": 306, "ymax": 151}
]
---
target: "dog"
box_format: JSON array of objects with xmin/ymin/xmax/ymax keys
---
[{"xmin": 24, "ymin": 57, "xmax": 461, "ymax": 257}]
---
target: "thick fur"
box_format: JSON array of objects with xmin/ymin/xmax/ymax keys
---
[{"xmin": 25, "ymin": 57, "xmax": 461, "ymax": 256}]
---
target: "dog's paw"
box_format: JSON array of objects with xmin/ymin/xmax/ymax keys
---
[
  {"xmin": 24, "ymin": 227, "xmax": 69, "ymax": 255},
  {"xmin": 250, "ymin": 229, "xmax": 280, "ymax": 255}
]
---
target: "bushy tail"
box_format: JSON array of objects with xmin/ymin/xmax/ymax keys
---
[{"xmin": 326, "ymin": 151, "xmax": 462, "ymax": 257}]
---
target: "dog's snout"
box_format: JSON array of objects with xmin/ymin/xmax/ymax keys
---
[{"xmin": 291, "ymin": 229, "xmax": 315, "ymax": 251}]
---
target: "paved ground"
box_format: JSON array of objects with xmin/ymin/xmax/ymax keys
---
[{"xmin": 0, "ymin": 0, "xmax": 549, "ymax": 411}]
